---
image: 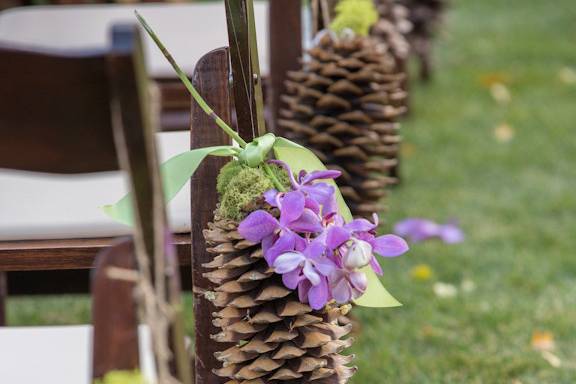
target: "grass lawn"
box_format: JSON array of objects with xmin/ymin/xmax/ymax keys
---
[{"xmin": 7, "ymin": 0, "xmax": 576, "ymax": 382}]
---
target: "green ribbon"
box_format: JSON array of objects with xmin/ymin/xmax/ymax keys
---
[{"xmin": 102, "ymin": 135, "xmax": 400, "ymax": 308}]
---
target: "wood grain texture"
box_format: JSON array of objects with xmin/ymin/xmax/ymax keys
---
[
  {"xmin": 190, "ymin": 47, "xmax": 232, "ymax": 384},
  {"xmin": 268, "ymin": 0, "xmax": 302, "ymax": 135},
  {"xmin": 0, "ymin": 44, "xmax": 118, "ymax": 173},
  {"xmin": 0, "ymin": 234, "xmax": 191, "ymax": 272},
  {"xmin": 0, "ymin": 272, "xmax": 6, "ymax": 326},
  {"xmin": 92, "ymin": 238, "xmax": 139, "ymax": 380}
]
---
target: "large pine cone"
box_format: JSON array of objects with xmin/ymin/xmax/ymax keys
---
[
  {"xmin": 203, "ymin": 211, "xmax": 356, "ymax": 383},
  {"xmin": 279, "ymin": 33, "xmax": 406, "ymax": 218}
]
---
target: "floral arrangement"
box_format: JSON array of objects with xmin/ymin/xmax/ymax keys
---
[
  {"xmin": 103, "ymin": 5, "xmax": 410, "ymax": 383},
  {"xmin": 238, "ymin": 160, "xmax": 408, "ymax": 310}
]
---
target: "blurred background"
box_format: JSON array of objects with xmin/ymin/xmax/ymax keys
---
[{"xmin": 2, "ymin": 0, "xmax": 576, "ymax": 382}]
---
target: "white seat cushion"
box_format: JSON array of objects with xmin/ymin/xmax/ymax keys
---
[
  {"xmin": 0, "ymin": 131, "xmax": 191, "ymax": 241},
  {"xmin": 0, "ymin": 325, "xmax": 155, "ymax": 384},
  {"xmin": 0, "ymin": 1, "xmax": 270, "ymax": 77}
]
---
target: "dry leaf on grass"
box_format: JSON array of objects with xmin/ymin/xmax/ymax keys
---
[
  {"xmin": 490, "ymin": 83, "xmax": 512, "ymax": 104},
  {"xmin": 494, "ymin": 123, "xmax": 515, "ymax": 143},
  {"xmin": 531, "ymin": 330, "xmax": 555, "ymax": 351},
  {"xmin": 478, "ymin": 72, "xmax": 511, "ymax": 88}
]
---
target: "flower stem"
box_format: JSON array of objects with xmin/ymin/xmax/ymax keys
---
[
  {"xmin": 135, "ymin": 11, "xmax": 248, "ymax": 148},
  {"xmin": 263, "ymin": 163, "xmax": 285, "ymax": 192}
]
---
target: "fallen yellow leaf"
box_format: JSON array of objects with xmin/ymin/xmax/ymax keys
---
[
  {"xmin": 531, "ymin": 330, "xmax": 555, "ymax": 351},
  {"xmin": 490, "ymin": 83, "xmax": 512, "ymax": 104},
  {"xmin": 494, "ymin": 123, "xmax": 515, "ymax": 143},
  {"xmin": 410, "ymin": 264, "xmax": 433, "ymax": 281},
  {"xmin": 478, "ymin": 72, "xmax": 511, "ymax": 88}
]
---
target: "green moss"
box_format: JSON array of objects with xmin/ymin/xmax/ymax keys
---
[
  {"xmin": 216, "ymin": 160, "xmax": 243, "ymax": 195},
  {"xmin": 216, "ymin": 161, "xmax": 291, "ymax": 220},
  {"xmin": 93, "ymin": 370, "xmax": 146, "ymax": 384},
  {"xmin": 330, "ymin": 0, "xmax": 379, "ymax": 37}
]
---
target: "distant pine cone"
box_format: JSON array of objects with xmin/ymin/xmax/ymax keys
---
[
  {"xmin": 372, "ymin": 0, "xmax": 412, "ymax": 63},
  {"xmin": 203, "ymin": 207, "xmax": 356, "ymax": 383},
  {"xmin": 398, "ymin": 0, "xmax": 447, "ymax": 80},
  {"xmin": 279, "ymin": 32, "xmax": 406, "ymax": 218}
]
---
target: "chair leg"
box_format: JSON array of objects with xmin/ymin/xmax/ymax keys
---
[{"xmin": 0, "ymin": 272, "xmax": 7, "ymax": 326}]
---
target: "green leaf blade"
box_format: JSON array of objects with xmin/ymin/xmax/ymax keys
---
[{"xmin": 102, "ymin": 146, "xmax": 236, "ymax": 225}]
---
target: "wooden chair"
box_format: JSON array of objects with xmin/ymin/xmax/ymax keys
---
[
  {"xmin": 0, "ymin": 0, "xmax": 304, "ymax": 300},
  {"xmin": 0, "ymin": 23, "xmax": 178, "ymax": 383},
  {"xmin": 0, "ymin": 21, "xmax": 191, "ymax": 323}
]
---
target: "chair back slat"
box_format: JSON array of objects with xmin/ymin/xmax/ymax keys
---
[
  {"xmin": 91, "ymin": 238, "xmax": 140, "ymax": 380},
  {"xmin": 190, "ymin": 47, "xmax": 233, "ymax": 384},
  {"xmin": 0, "ymin": 45, "xmax": 118, "ymax": 173}
]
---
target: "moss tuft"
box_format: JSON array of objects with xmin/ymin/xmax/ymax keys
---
[
  {"xmin": 216, "ymin": 161, "xmax": 291, "ymax": 221},
  {"xmin": 217, "ymin": 160, "xmax": 243, "ymax": 195},
  {"xmin": 330, "ymin": 0, "xmax": 379, "ymax": 37}
]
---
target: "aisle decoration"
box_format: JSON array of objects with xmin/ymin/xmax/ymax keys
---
[
  {"xmin": 104, "ymin": 7, "xmax": 409, "ymax": 383},
  {"xmin": 279, "ymin": 0, "xmax": 407, "ymax": 219}
]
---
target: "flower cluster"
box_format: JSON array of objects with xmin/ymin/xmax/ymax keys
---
[{"xmin": 238, "ymin": 161, "xmax": 409, "ymax": 310}]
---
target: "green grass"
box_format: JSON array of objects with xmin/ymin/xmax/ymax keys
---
[{"xmin": 7, "ymin": 0, "xmax": 576, "ymax": 382}]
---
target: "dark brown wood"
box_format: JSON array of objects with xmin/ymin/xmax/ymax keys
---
[
  {"xmin": 107, "ymin": 24, "xmax": 191, "ymax": 383},
  {"xmin": 0, "ymin": 272, "xmax": 7, "ymax": 326},
  {"xmin": 0, "ymin": 44, "xmax": 119, "ymax": 174},
  {"xmin": 268, "ymin": 0, "xmax": 302, "ymax": 135},
  {"xmin": 190, "ymin": 47, "xmax": 232, "ymax": 384},
  {"xmin": 0, "ymin": 234, "xmax": 191, "ymax": 272},
  {"xmin": 92, "ymin": 238, "xmax": 140, "ymax": 380}
]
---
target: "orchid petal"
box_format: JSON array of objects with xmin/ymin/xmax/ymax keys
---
[
  {"xmin": 304, "ymin": 197, "xmax": 321, "ymax": 214},
  {"xmin": 264, "ymin": 189, "xmax": 279, "ymax": 207},
  {"xmin": 314, "ymin": 257, "xmax": 338, "ymax": 276},
  {"xmin": 303, "ymin": 262, "xmax": 321, "ymax": 286},
  {"xmin": 308, "ymin": 278, "xmax": 329, "ymax": 310},
  {"xmin": 301, "ymin": 169, "xmax": 341, "ymax": 184},
  {"xmin": 344, "ymin": 218, "xmax": 377, "ymax": 233},
  {"xmin": 332, "ymin": 277, "xmax": 352, "ymax": 304},
  {"xmin": 288, "ymin": 208, "xmax": 322, "ymax": 233},
  {"xmin": 372, "ymin": 235, "xmax": 409, "ymax": 257},
  {"xmin": 264, "ymin": 231, "xmax": 296, "ymax": 265},
  {"xmin": 279, "ymin": 191, "xmax": 305, "ymax": 226},
  {"xmin": 238, "ymin": 210, "xmax": 279, "ymax": 242},
  {"xmin": 369, "ymin": 256, "xmax": 383, "ymax": 275},
  {"xmin": 394, "ymin": 218, "xmax": 440, "ymax": 242},
  {"xmin": 326, "ymin": 225, "xmax": 350, "ymax": 250},
  {"xmin": 282, "ymin": 268, "xmax": 303, "ymax": 290},
  {"xmin": 349, "ymin": 271, "xmax": 368, "ymax": 292},
  {"xmin": 274, "ymin": 252, "xmax": 305, "ymax": 274},
  {"xmin": 439, "ymin": 223, "xmax": 465, "ymax": 244},
  {"xmin": 298, "ymin": 280, "xmax": 311, "ymax": 303}
]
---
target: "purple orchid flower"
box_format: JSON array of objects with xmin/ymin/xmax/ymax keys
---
[
  {"xmin": 325, "ymin": 213, "xmax": 409, "ymax": 275},
  {"xmin": 273, "ymin": 238, "xmax": 336, "ymax": 309},
  {"xmin": 238, "ymin": 190, "xmax": 322, "ymax": 265},
  {"xmin": 394, "ymin": 218, "xmax": 464, "ymax": 244},
  {"xmin": 238, "ymin": 160, "xmax": 410, "ymax": 308},
  {"xmin": 330, "ymin": 268, "xmax": 368, "ymax": 304},
  {"xmin": 268, "ymin": 160, "xmax": 341, "ymax": 216}
]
